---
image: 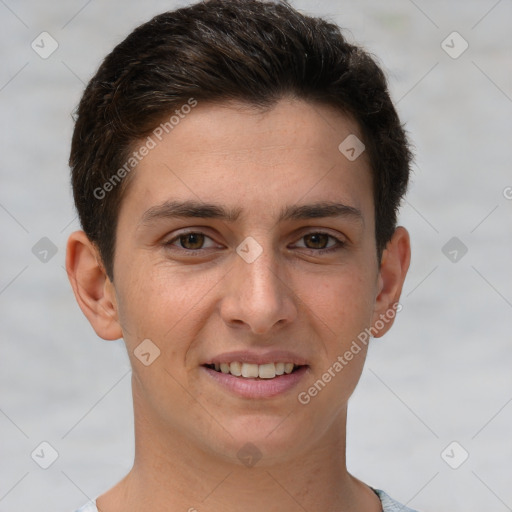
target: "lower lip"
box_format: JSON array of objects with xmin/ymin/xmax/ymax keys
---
[{"xmin": 202, "ymin": 366, "xmax": 309, "ymax": 399}]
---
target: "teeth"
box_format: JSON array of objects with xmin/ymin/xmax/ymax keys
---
[
  {"xmin": 241, "ymin": 363, "xmax": 259, "ymax": 378},
  {"xmin": 275, "ymin": 362, "xmax": 285, "ymax": 375},
  {"xmin": 229, "ymin": 361, "xmax": 242, "ymax": 376},
  {"xmin": 258, "ymin": 363, "xmax": 276, "ymax": 379},
  {"xmin": 210, "ymin": 362, "xmax": 299, "ymax": 379}
]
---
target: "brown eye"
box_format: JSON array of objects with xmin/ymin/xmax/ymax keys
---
[
  {"xmin": 165, "ymin": 231, "xmax": 218, "ymax": 252},
  {"xmin": 303, "ymin": 233, "xmax": 330, "ymax": 250},
  {"xmin": 177, "ymin": 232, "xmax": 205, "ymax": 250},
  {"xmin": 293, "ymin": 232, "xmax": 345, "ymax": 254}
]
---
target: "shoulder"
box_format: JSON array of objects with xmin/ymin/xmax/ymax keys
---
[
  {"xmin": 76, "ymin": 487, "xmax": 417, "ymax": 512},
  {"xmin": 73, "ymin": 502, "xmax": 98, "ymax": 512},
  {"xmin": 372, "ymin": 488, "xmax": 420, "ymax": 512},
  {"xmin": 73, "ymin": 490, "xmax": 418, "ymax": 512}
]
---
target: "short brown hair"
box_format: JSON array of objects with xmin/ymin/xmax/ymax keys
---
[{"xmin": 70, "ymin": 0, "xmax": 412, "ymax": 280}]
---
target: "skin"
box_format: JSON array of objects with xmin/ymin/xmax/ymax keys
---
[{"xmin": 66, "ymin": 97, "xmax": 410, "ymax": 512}]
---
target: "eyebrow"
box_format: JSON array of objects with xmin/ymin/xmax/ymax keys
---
[{"xmin": 140, "ymin": 199, "xmax": 364, "ymax": 226}]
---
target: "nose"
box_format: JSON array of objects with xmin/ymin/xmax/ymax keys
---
[{"xmin": 219, "ymin": 240, "xmax": 298, "ymax": 335}]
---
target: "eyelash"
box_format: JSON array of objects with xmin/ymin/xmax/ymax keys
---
[{"xmin": 164, "ymin": 230, "xmax": 345, "ymax": 255}]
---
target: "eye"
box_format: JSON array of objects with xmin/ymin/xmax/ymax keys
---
[
  {"xmin": 293, "ymin": 232, "xmax": 345, "ymax": 254},
  {"xmin": 163, "ymin": 230, "xmax": 346, "ymax": 255},
  {"xmin": 164, "ymin": 231, "xmax": 219, "ymax": 251}
]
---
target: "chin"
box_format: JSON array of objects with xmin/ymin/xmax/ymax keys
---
[{"xmin": 207, "ymin": 413, "xmax": 315, "ymax": 466}]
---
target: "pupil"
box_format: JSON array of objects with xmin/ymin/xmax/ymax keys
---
[
  {"xmin": 182, "ymin": 233, "xmax": 204, "ymax": 249},
  {"xmin": 307, "ymin": 233, "xmax": 328, "ymax": 249}
]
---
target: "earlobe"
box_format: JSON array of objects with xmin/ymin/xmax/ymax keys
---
[
  {"xmin": 65, "ymin": 230, "xmax": 123, "ymax": 341},
  {"xmin": 371, "ymin": 227, "xmax": 411, "ymax": 338}
]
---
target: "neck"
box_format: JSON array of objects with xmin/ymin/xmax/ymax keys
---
[{"xmin": 97, "ymin": 388, "xmax": 381, "ymax": 512}]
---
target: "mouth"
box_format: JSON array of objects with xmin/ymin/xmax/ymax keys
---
[
  {"xmin": 203, "ymin": 361, "xmax": 305, "ymax": 379},
  {"xmin": 201, "ymin": 358, "xmax": 309, "ymax": 399}
]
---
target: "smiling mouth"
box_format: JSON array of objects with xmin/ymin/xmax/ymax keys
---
[{"xmin": 203, "ymin": 362, "xmax": 305, "ymax": 379}]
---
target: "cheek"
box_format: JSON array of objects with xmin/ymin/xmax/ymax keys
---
[
  {"xmin": 114, "ymin": 260, "xmax": 222, "ymax": 349},
  {"xmin": 297, "ymin": 273, "xmax": 373, "ymax": 416},
  {"xmin": 299, "ymin": 269, "xmax": 376, "ymax": 345},
  {"xmin": 113, "ymin": 260, "xmax": 170, "ymax": 347}
]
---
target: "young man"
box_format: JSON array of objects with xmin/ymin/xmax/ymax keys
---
[{"xmin": 66, "ymin": 1, "xmax": 415, "ymax": 510}]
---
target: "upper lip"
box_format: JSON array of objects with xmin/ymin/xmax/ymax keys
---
[{"xmin": 203, "ymin": 350, "xmax": 309, "ymax": 366}]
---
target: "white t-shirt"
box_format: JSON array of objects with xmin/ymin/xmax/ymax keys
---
[{"xmin": 74, "ymin": 488, "xmax": 419, "ymax": 511}]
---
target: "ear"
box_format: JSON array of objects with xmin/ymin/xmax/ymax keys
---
[
  {"xmin": 371, "ymin": 226, "xmax": 411, "ymax": 338},
  {"xmin": 65, "ymin": 230, "xmax": 123, "ymax": 340}
]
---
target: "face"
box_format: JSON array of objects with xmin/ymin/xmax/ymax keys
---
[{"xmin": 94, "ymin": 98, "xmax": 404, "ymax": 464}]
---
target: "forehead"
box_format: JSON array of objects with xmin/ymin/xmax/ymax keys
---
[{"xmin": 119, "ymin": 98, "xmax": 373, "ymax": 225}]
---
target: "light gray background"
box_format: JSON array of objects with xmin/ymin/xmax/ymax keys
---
[{"xmin": 1, "ymin": 1, "xmax": 511, "ymax": 511}]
